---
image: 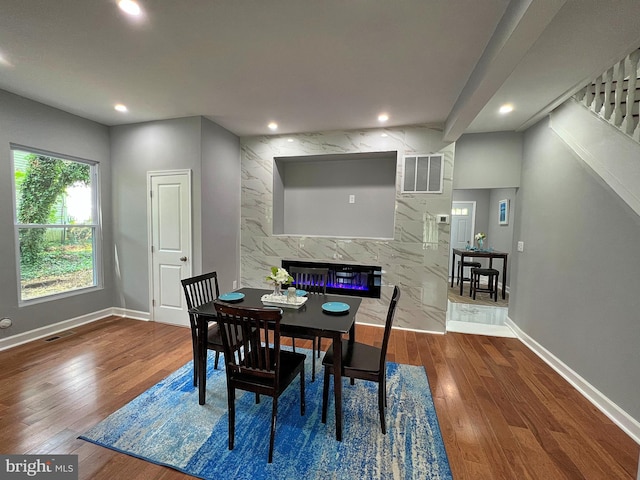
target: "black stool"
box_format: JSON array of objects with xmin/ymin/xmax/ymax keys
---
[
  {"xmin": 470, "ymin": 268, "xmax": 499, "ymax": 301},
  {"xmin": 457, "ymin": 260, "xmax": 481, "ymax": 287}
]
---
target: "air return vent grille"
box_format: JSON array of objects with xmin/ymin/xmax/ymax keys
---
[{"xmin": 402, "ymin": 154, "xmax": 443, "ymax": 193}]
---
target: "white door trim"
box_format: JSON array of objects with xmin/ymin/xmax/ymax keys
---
[{"xmin": 146, "ymin": 169, "xmax": 193, "ymax": 322}]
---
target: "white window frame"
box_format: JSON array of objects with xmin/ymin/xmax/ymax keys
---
[
  {"xmin": 11, "ymin": 144, "xmax": 103, "ymax": 305},
  {"xmin": 401, "ymin": 154, "xmax": 444, "ymax": 194}
]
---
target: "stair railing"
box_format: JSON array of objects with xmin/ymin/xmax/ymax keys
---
[{"xmin": 575, "ymin": 48, "xmax": 640, "ymax": 143}]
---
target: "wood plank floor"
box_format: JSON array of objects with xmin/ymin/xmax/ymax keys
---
[{"xmin": 0, "ymin": 317, "xmax": 637, "ymax": 479}]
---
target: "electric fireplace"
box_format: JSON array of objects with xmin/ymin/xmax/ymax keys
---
[{"xmin": 281, "ymin": 260, "xmax": 382, "ymax": 299}]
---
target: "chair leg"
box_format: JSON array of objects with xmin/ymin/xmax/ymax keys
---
[
  {"xmin": 291, "ymin": 338, "xmax": 296, "ymax": 353},
  {"xmin": 193, "ymin": 352, "xmax": 198, "ymax": 387},
  {"xmin": 321, "ymin": 367, "xmax": 330, "ymax": 424},
  {"xmin": 214, "ymin": 351, "xmax": 220, "ymax": 369},
  {"xmin": 378, "ymin": 376, "xmax": 386, "ymax": 435},
  {"xmin": 192, "ymin": 338, "xmax": 198, "ymax": 387},
  {"xmin": 268, "ymin": 397, "xmax": 277, "ymax": 463},
  {"xmin": 228, "ymin": 388, "xmax": 235, "ymax": 451},
  {"xmin": 316, "ymin": 337, "xmax": 321, "ymax": 358},
  {"xmin": 300, "ymin": 366, "xmax": 306, "ymax": 416},
  {"xmin": 311, "ymin": 343, "xmax": 316, "ymax": 382}
]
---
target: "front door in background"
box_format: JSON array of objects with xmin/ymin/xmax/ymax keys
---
[
  {"xmin": 149, "ymin": 171, "xmax": 192, "ymax": 327},
  {"xmin": 449, "ymin": 201, "xmax": 476, "ymax": 280}
]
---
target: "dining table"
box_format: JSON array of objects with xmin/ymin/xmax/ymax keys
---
[
  {"xmin": 451, "ymin": 248, "xmax": 509, "ymax": 299},
  {"xmin": 189, "ymin": 287, "xmax": 362, "ymax": 442}
]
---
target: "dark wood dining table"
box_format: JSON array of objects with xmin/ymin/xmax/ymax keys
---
[
  {"xmin": 451, "ymin": 248, "xmax": 508, "ymax": 299},
  {"xmin": 189, "ymin": 287, "xmax": 362, "ymax": 442}
]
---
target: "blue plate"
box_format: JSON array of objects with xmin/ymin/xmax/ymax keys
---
[
  {"xmin": 296, "ymin": 289, "xmax": 307, "ymax": 297},
  {"xmin": 322, "ymin": 302, "xmax": 350, "ymax": 314},
  {"xmin": 219, "ymin": 292, "xmax": 245, "ymax": 303}
]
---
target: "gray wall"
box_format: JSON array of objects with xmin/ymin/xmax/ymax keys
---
[
  {"xmin": 110, "ymin": 116, "xmax": 241, "ymax": 312},
  {"xmin": 454, "ymin": 131, "xmax": 522, "ymax": 189},
  {"xmin": 278, "ymin": 155, "xmax": 397, "ymax": 238},
  {"xmin": 0, "ymin": 89, "xmax": 114, "ymax": 338},
  {"xmin": 110, "ymin": 116, "xmax": 203, "ymax": 312},
  {"xmin": 510, "ymin": 117, "xmax": 640, "ymax": 421},
  {"xmin": 488, "ymin": 188, "xmax": 516, "ymax": 285},
  {"xmin": 200, "ymin": 117, "xmax": 241, "ymax": 292}
]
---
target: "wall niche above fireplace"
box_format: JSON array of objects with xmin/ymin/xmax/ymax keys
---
[{"xmin": 272, "ymin": 151, "xmax": 397, "ymax": 239}]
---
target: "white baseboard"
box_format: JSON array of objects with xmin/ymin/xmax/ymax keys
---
[
  {"xmin": 506, "ymin": 317, "xmax": 640, "ymax": 445},
  {"xmin": 0, "ymin": 307, "xmax": 150, "ymax": 352}
]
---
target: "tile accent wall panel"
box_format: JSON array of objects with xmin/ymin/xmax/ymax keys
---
[{"xmin": 240, "ymin": 127, "xmax": 454, "ymax": 333}]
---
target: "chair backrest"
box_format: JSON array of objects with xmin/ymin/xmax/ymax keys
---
[
  {"xmin": 289, "ymin": 266, "xmax": 329, "ymax": 295},
  {"xmin": 213, "ymin": 301, "xmax": 283, "ymax": 390},
  {"xmin": 379, "ymin": 286, "xmax": 401, "ymax": 371},
  {"xmin": 181, "ymin": 272, "xmax": 220, "ymax": 328}
]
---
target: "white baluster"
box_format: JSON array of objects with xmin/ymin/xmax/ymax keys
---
[
  {"xmin": 584, "ymin": 83, "xmax": 595, "ymax": 108},
  {"xmin": 594, "ymin": 75, "xmax": 604, "ymax": 114},
  {"xmin": 601, "ymin": 67, "xmax": 614, "ymax": 120},
  {"xmin": 584, "ymin": 82, "xmax": 595, "ymax": 108},
  {"xmin": 621, "ymin": 49, "xmax": 640, "ymax": 135},
  {"xmin": 575, "ymin": 86, "xmax": 586, "ymax": 102},
  {"xmin": 612, "ymin": 59, "xmax": 625, "ymax": 126}
]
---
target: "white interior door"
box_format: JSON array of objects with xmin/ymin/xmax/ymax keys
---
[
  {"xmin": 149, "ymin": 171, "xmax": 192, "ymax": 326},
  {"xmin": 449, "ymin": 201, "xmax": 476, "ymax": 279}
]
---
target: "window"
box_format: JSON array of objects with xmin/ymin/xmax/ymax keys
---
[
  {"xmin": 12, "ymin": 146, "xmax": 101, "ymax": 303},
  {"xmin": 402, "ymin": 154, "xmax": 443, "ymax": 193}
]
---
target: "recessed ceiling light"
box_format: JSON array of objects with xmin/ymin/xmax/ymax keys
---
[
  {"xmin": 381, "ymin": 133, "xmax": 388, "ymax": 137},
  {"xmin": 114, "ymin": 104, "xmax": 128, "ymax": 112},
  {"xmin": 499, "ymin": 104, "xmax": 514, "ymax": 114},
  {"xmin": 287, "ymin": 138, "xmax": 294, "ymax": 143},
  {"xmin": 118, "ymin": 0, "xmax": 141, "ymax": 16},
  {"xmin": 0, "ymin": 53, "xmax": 13, "ymax": 67},
  {"xmin": 378, "ymin": 113, "xmax": 389, "ymax": 123},
  {"xmin": 268, "ymin": 122, "xmax": 278, "ymax": 131}
]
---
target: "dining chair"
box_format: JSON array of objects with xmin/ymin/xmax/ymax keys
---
[
  {"xmin": 288, "ymin": 266, "xmax": 329, "ymax": 381},
  {"xmin": 321, "ymin": 286, "xmax": 400, "ymax": 435},
  {"xmin": 213, "ymin": 300, "xmax": 306, "ymax": 463},
  {"xmin": 181, "ymin": 272, "xmax": 224, "ymax": 386}
]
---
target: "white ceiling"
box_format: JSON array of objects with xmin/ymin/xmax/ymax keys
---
[{"xmin": 1, "ymin": 0, "xmax": 639, "ymax": 141}]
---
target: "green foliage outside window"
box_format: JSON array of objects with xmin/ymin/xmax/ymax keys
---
[{"xmin": 17, "ymin": 155, "xmax": 90, "ymax": 265}]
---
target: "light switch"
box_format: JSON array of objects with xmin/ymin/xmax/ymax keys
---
[
  {"xmin": 517, "ymin": 241, "xmax": 524, "ymax": 252},
  {"xmin": 349, "ymin": 194, "xmax": 355, "ymax": 204}
]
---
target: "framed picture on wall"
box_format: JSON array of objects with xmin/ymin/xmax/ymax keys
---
[{"xmin": 498, "ymin": 199, "xmax": 509, "ymax": 225}]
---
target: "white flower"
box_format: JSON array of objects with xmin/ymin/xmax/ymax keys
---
[
  {"xmin": 266, "ymin": 266, "xmax": 293, "ymax": 285},
  {"xmin": 475, "ymin": 232, "xmax": 486, "ymax": 241}
]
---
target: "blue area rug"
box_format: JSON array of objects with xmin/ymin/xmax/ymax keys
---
[{"xmin": 79, "ymin": 350, "xmax": 452, "ymax": 479}]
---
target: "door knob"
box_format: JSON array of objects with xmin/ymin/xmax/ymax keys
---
[{"xmin": 180, "ymin": 256, "xmax": 188, "ymax": 262}]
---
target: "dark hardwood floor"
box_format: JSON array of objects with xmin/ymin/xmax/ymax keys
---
[{"xmin": 0, "ymin": 317, "xmax": 637, "ymax": 479}]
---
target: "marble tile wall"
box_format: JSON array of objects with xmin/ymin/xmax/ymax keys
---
[{"xmin": 240, "ymin": 126, "xmax": 455, "ymax": 332}]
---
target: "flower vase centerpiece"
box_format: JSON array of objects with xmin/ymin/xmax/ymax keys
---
[
  {"xmin": 266, "ymin": 266, "xmax": 293, "ymax": 297},
  {"xmin": 475, "ymin": 232, "xmax": 486, "ymax": 250}
]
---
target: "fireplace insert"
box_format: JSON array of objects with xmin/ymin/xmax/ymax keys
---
[{"xmin": 281, "ymin": 260, "xmax": 382, "ymax": 298}]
